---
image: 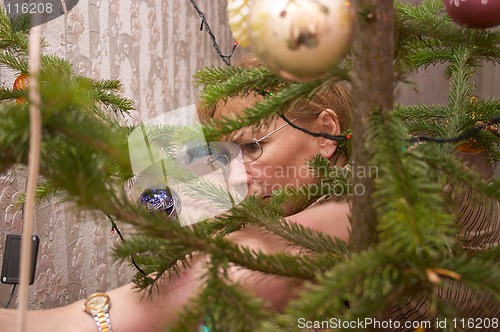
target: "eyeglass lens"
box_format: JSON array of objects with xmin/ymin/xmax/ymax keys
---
[
  {"xmin": 206, "ymin": 142, "xmax": 240, "ymax": 173},
  {"xmin": 207, "ymin": 154, "xmax": 231, "ymax": 173},
  {"xmin": 207, "ymin": 117, "xmax": 296, "ymax": 167},
  {"xmin": 237, "ymin": 139, "xmax": 263, "ymax": 162}
]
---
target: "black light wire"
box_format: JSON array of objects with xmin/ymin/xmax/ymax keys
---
[
  {"xmin": 281, "ymin": 113, "xmax": 500, "ymax": 145},
  {"xmin": 189, "ymin": 0, "xmax": 238, "ymax": 66},
  {"xmin": 281, "ymin": 114, "xmax": 500, "ymax": 145},
  {"xmin": 409, "ymin": 116, "xmax": 500, "ymax": 144},
  {"xmin": 280, "ymin": 113, "xmax": 348, "ymax": 141},
  {"xmin": 107, "ymin": 214, "xmax": 147, "ymax": 276}
]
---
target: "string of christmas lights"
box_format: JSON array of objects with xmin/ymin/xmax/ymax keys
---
[
  {"xmin": 189, "ymin": 0, "xmax": 238, "ymax": 66},
  {"xmin": 283, "ymin": 112, "xmax": 499, "ymax": 145},
  {"xmin": 107, "ymin": 214, "xmax": 146, "ymax": 276},
  {"xmin": 280, "ymin": 113, "xmax": 349, "ymax": 141},
  {"xmin": 409, "ymin": 116, "xmax": 500, "ymax": 144}
]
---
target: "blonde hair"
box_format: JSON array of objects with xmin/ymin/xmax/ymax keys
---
[{"xmin": 198, "ymin": 54, "xmax": 352, "ymax": 166}]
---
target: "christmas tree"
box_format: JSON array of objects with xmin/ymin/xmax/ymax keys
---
[{"xmin": 1, "ymin": 0, "xmax": 499, "ymax": 331}]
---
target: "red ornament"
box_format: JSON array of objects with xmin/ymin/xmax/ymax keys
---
[
  {"xmin": 13, "ymin": 74, "xmax": 29, "ymax": 103},
  {"xmin": 443, "ymin": 0, "xmax": 500, "ymax": 29}
]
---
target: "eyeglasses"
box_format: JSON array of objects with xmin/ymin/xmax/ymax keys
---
[
  {"xmin": 236, "ymin": 118, "xmax": 297, "ymax": 163},
  {"xmin": 205, "ymin": 142, "xmax": 237, "ymax": 174},
  {"xmin": 205, "ymin": 118, "xmax": 297, "ymax": 172}
]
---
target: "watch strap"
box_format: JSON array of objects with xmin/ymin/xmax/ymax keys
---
[
  {"xmin": 84, "ymin": 293, "xmax": 113, "ymax": 332},
  {"xmin": 91, "ymin": 306, "xmax": 112, "ymax": 332}
]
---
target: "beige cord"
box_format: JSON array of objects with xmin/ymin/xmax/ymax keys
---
[
  {"xmin": 60, "ymin": 0, "xmax": 68, "ymax": 14},
  {"xmin": 16, "ymin": 22, "xmax": 42, "ymax": 332}
]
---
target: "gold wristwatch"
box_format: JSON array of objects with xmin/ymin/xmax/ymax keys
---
[{"xmin": 83, "ymin": 293, "xmax": 113, "ymax": 332}]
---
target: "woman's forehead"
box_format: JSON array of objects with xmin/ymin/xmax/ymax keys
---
[
  {"xmin": 229, "ymin": 119, "xmax": 282, "ymax": 142},
  {"xmin": 216, "ymin": 94, "xmax": 261, "ymax": 119},
  {"xmin": 217, "ymin": 94, "xmax": 276, "ymax": 138}
]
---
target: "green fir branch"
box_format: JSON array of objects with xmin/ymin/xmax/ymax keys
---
[
  {"xmin": 439, "ymin": 254, "xmax": 500, "ymax": 300},
  {"xmin": 187, "ymin": 260, "xmax": 272, "ymax": 332},
  {"xmin": 0, "ymin": 9, "xmax": 30, "ymax": 52},
  {"xmin": 470, "ymin": 132, "xmax": 500, "ymax": 167},
  {"xmin": 211, "ymin": 238, "xmax": 324, "ymax": 280},
  {"xmin": 113, "ymin": 234, "xmax": 195, "ymax": 297},
  {"xmin": 395, "ymin": 0, "xmax": 500, "ymax": 73},
  {"xmin": 114, "ymin": 204, "xmax": 326, "ymax": 284},
  {"xmin": 273, "ymin": 249, "xmax": 402, "ymax": 331},
  {"xmin": 395, "ymin": 104, "xmax": 450, "ymax": 122},
  {"xmin": 369, "ymin": 111, "xmax": 456, "ymax": 259},
  {"xmin": 411, "ymin": 147, "xmax": 500, "ymax": 202},
  {"xmin": 0, "ymin": 86, "xmax": 24, "ymax": 101},
  {"xmin": 16, "ymin": 180, "xmax": 65, "ymax": 205},
  {"xmin": 201, "ymin": 75, "xmax": 345, "ymax": 141},
  {"xmin": 195, "ymin": 65, "xmax": 284, "ymax": 106},
  {"xmin": 227, "ymin": 197, "xmax": 349, "ymax": 256},
  {"xmin": 0, "ymin": 49, "xmax": 29, "ymax": 72}
]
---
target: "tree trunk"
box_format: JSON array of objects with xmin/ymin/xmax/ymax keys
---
[{"xmin": 350, "ymin": 1, "xmax": 395, "ymax": 251}]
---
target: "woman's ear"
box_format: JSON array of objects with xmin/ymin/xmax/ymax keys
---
[{"xmin": 317, "ymin": 108, "xmax": 340, "ymax": 159}]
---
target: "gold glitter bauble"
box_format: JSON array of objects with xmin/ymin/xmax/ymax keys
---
[
  {"xmin": 227, "ymin": 0, "xmax": 252, "ymax": 48},
  {"xmin": 248, "ymin": 0, "xmax": 353, "ymax": 81}
]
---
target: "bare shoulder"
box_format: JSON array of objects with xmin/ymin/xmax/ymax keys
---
[
  {"xmin": 227, "ymin": 199, "xmax": 350, "ymax": 251},
  {"xmin": 288, "ymin": 199, "xmax": 351, "ymax": 243}
]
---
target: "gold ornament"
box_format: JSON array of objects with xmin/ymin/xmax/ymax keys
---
[
  {"xmin": 456, "ymin": 138, "xmax": 481, "ymax": 153},
  {"xmin": 248, "ymin": 0, "xmax": 353, "ymax": 81},
  {"xmin": 227, "ymin": 0, "xmax": 252, "ymax": 48},
  {"xmin": 470, "ymin": 94, "xmax": 478, "ymax": 105},
  {"xmin": 457, "ymin": 94, "xmax": 480, "ymax": 153},
  {"xmin": 13, "ymin": 74, "xmax": 29, "ymax": 104}
]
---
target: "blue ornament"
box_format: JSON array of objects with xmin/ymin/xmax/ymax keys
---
[{"xmin": 139, "ymin": 186, "xmax": 181, "ymax": 218}]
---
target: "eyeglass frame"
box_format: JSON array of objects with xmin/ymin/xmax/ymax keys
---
[
  {"xmin": 206, "ymin": 118, "xmax": 298, "ymax": 172},
  {"xmin": 236, "ymin": 117, "xmax": 298, "ymax": 163}
]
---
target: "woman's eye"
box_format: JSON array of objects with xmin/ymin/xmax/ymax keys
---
[{"xmin": 241, "ymin": 142, "xmax": 260, "ymax": 153}]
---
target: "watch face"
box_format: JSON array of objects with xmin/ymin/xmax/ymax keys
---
[{"xmin": 85, "ymin": 293, "xmax": 109, "ymax": 311}]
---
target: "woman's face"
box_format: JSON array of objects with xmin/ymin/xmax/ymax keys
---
[{"xmin": 218, "ymin": 95, "xmax": 340, "ymax": 198}]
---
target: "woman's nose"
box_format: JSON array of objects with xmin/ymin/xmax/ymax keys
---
[{"xmin": 228, "ymin": 160, "xmax": 250, "ymax": 195}]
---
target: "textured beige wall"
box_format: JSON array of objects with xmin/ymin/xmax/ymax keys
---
[{"xmin": 0, "ymin": 0, "xmax": 243, "ymax": 309}]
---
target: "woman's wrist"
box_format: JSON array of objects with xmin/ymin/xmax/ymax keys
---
[{"xmin": 0, "ymin": 308, "xmax": 13, "ymax": 330}]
